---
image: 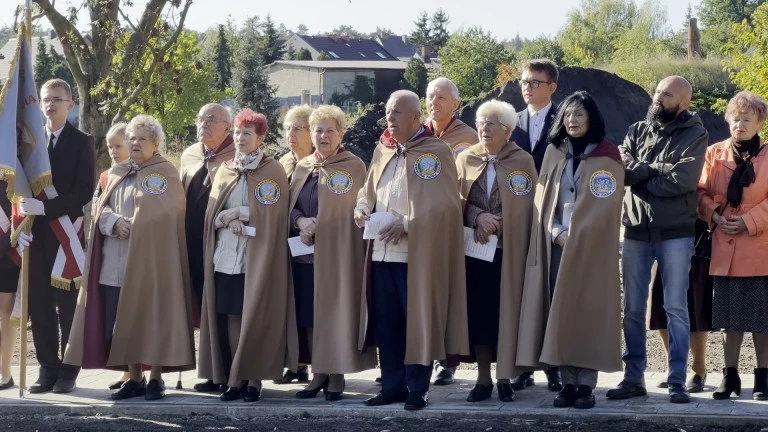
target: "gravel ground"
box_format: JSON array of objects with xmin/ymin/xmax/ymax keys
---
[{"xmin": 0, "ymin": 414, "xmax": 765, "ymax": 432}]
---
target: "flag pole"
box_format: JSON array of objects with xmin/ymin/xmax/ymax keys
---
[{"xmin": 19, "ymin": 0, "xmax": 33, "ymax": 400}]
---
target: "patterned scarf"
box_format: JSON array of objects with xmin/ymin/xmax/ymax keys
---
[{"xmin": 230, "ymin": 149, "xmax": 263, "ymax": 173}]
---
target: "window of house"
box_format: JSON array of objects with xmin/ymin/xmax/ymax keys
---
[
  {"xmin": 375, "ymin": 52, "xmax": 387, "ymax": 59},
  {"xmin": 360, "ymin": 53, "xmax": 366, "ymax": 57},
  {"xmin": 328, "ymin": 51, "xmax": 340, "ymax": 59},
  {"xmin": 301, "ymin": 90, "xmax": 310, "ymax": 105}
]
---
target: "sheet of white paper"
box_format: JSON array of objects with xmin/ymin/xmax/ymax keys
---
[
  {"xmin": 288, "ymin": 236, "xmax": 314, "ymax": 257},
  {"xmin": 562, "ymin": 202, "xmax": 575, "ymax": 230},
  {"xmin": 243, "ymin": 226, "xmax": 256, "ymax": 237},
  {"xmin": 463, "ymin": 227, "xmax": 498, "ymax": 262},
  {"xmin": 363, "ymin": 212, "xmax": 398, "ymax": 240}
]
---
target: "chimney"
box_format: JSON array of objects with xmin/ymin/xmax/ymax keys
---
[
  {"xmin": 420, "ymin": 45, "xmax": 432, "ymax": 59},
  {"xmin": 687, "ymin": 18, "xmax": 701, "ymax": 60},
  {"xmin": 401, "ymin": 35, "xmax": 408, "ymax": 44}
]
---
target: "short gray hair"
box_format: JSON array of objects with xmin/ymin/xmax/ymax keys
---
[
  {"xmin": 476, "ymin": 100, "xmax": 518, "ymax": 138},
  {"xmin": 427, "ymin": 77, "xmax": 459, "ymax": 100},
  {"xmin": 106, "ymin": 122, "xmax": 127, "ymax": 142},
  {"xmin": 127, "ymin": 114, "xmax": 166, "ymax": 153}
]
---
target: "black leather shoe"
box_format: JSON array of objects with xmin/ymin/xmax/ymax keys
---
[
  {"xmin": 194, "ymin": 379, "xmax": 221, "ymax": 393},
  {"xmin": 686, "ymin": 373, "xmax": 706, "ymax": 393},
  {"xmin": 433, "ymin": 368, "xmax": 455, "ymax": 385},
  {"xmin": 713, "ymin": 367, "xmax": 741, "ymax": 400},
  {"xmin": 28, "ymin": 379, "xmax": 56, "ymax": 394},
  {"xmin": 111, "ymin": 378, "xmax": 146, "ymax": 400},
  {"xmin": 325, "ymin": 377, "xmax": 345, "ymax": 401},
  {"xmin": 220, "ymin": 385, "xmax": 244, "ymax": 402},
  {"xmin": 669, "ymin": 383, "xmax": 691, "ymax": 403},
  {"xmin": 553, "ymin": 384, "xmax": 577, "ymax": 408},
  {"xmin": 363, "ymin": 390, "xmax": 409, "ymax": 406},
  {"xmin": 108, "ymin": 380, "xmax": 126, "ymax": 390},
  {"xmin": 404, "ymin": 391, "xmax": 428, "ymax": 411},
  {"xmin": 606, "ymin": 380, "xmax": 647, "ymax": 400},
  {"xmin": 296, "ymin": 376, "xmax": 329, "ymax": 399},
  {"xmin": 145, "ymin": 379, "xmax": 166, "ymax": 401},
  {"xmin": 511, "ymin": 372, "xmax": 534, "ymax": 391},
  {"xmin": 243, "ymin": 386, "xmax": 262, "ymax": 402},
  {"xmin": 497, "ymin": 383, "xmax": 515, "ymax": 402},
  {"xmin": 0, "ymin": 377, "xmax": 14, "ymax": 391},
  {"xmin": 573, "ymin": 385, "xmax": 595, "ymax": 409},
  {"xmin": 273, "ymin": 366, "xmax": 309, "ymax": 384},
  {"xmin": 545, "ymin": 367, "xmax": 563, "ymax": 391},
  {"xmin": 466, "ymin": 383, "xmax": 493, "ymax": 402},
  {"xmin": 53, "ymin": 377, "xmax": 77, "ymax": 393}
]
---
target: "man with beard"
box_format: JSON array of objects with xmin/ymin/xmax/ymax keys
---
[
  {"xmin": 607, "ymin": 76, "xmax": 708, "ymax": 404},
  {"xmin": 179, "ymin": 103, "xmax": 235, "ymax": 393}
]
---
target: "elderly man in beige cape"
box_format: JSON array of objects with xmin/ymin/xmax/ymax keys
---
[
  {"xmin": 424, "ymin": 77, "xmax": 478, "ymax": 385},
  {"xmin": 355, "ymin": 90, "xmax": 468, "ymax": 411},
  {"xmin": 179, "ymin": 103, "xmax": 235, "ymax": 393}
]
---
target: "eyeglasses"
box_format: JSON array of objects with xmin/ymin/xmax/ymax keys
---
[
  {"xmin": 476, "ymin": 120, "xmax": 505, "ymax": 129},
  {"xmin": 520, "ymin": 79, "xmax": 552, "ymax": 89},
  {"xmin": 196, "ymin": 116, "xmax": 225, "ymax": 126},
  {"xmin": 41, "ymin": 98, "xmax": 71, "ymax": 105},
  {"xmin": 284, "ymin": 125, "xmax": 308, "ymax": 133}
]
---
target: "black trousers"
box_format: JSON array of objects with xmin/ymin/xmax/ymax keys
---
[
  {"xmin": 372, "ymin": 262, "xmax": 431, "ymax": 395},
  {"xmin": 28, "ymin": 221, "xmax": 80, "ymax": 381}
]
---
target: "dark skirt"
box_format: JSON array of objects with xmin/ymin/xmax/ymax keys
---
[
  {"xmin": 649, "ymin": 255, "xmax": 714, "ymax": 332},
  {"xmin": 466, "ymin": 249, "xmax": 503, "ymax": 348},
  {"xmin": 712, "ymin": 276, "xmax": 768, "ymax": 333},
  {"xmin": 292, "ymin": 263, "xmax": 315, "ymax": 329},
  {"xmin": 215, "ymin": 272, "xmax": 245, "ymax": 315},
  {"xmin": 102, "ymin": 284, "xmax": 121, "ymax": 341},
  {"xmin": 0, "ymin": 267, "xmax": 19, "ymax": 293}
]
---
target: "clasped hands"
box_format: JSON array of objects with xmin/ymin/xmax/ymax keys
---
[
  {"xmin": 474, "ymin": 212, "xmax": 502, "ymax": 245},
  {"xmin": 296, "ymin": 216, "xmax": 317, "ymax": 246},
  {"xmin": 713, "ymin": 213, "xmax": 746, "ymax": 235}
]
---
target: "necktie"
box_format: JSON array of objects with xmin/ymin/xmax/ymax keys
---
[
  {"xmin": 486, "ymin": 156, "xmax": 497, "ymax": 200},
  {"xmin": 48, "ymin": 133, "xmax": 55, "ymax": 151}
]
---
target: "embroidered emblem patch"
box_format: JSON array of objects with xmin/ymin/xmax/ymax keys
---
[
  {"xmin": 414, "ymin": 153, "xmax": 441, "ymax": 179},
  {"xmin": 255, "ymin": 179, "xmax": 280, "ymax": 204},
  {"xmin": 452, "ymin": 144, "xmax": 469, "ymax": 158},
  {"xmin": 507, "ymin": 171, "xmax": 532, "ymax": 196},
  {"xmin": 327, "ymin": 170, "xmax": 353, "ymax": 194},
  {"xmin": 590, "ymin": 170, "xmax": 617, "ymax": 198},
  {"xmin": 142, "ymin": 174, "xmax": 167, "ymax": 195}
]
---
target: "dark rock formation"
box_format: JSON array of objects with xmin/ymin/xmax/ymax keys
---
[{"xmin": 341, "ymin": 67, "xmax": 729, "ymax": 165}]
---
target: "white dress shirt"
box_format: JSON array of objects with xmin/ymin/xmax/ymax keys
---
[
  {"xmin": 527, "ymin": 101, "xmax": 552, "ymax": 152},
  {"xmin": 47, "ymin": 126, "xmax": 65, "ymax": 148}
]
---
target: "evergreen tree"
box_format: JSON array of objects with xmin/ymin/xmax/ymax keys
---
[
  {"xmin": 286, "ymin": 42, "xmax": 296, "ymax": 60},
  {"xmin": 410, "ymin": 11, "xmax": 431, "ymax": 47},
  {"xmin": 296, "ymin": 48, "xmax": 312, "ymax": 60},
  {"xmin": 260, "ymin": 15, "xmax": 285, "ymax": 65},
  {"xmin": 213, "ymin": 24, "xmax": 233, "ymax": 92},
  {"xmin": 317, "ymin": 51, "xmax": 331, "ymax": 60},
  {"xmin": 297, "ymin": 24, "xmax": 309, "ymax": 35},
  {"xmin": 430, "ymin": 9, "xmax": 451, "ymax": 53},
  {"xmin": 49, "ymin": 49, "xmax": 77, "ymax": 98},
  {"xmin": 233, "ymin": 17, "xmax": 281, "ymax": 145},
  {"xmin": 34, "ymin": 37, "xmax": 53, "ymax": 90},
  {"xmin": 401, "ymin": 58, "xmax": 428, "ymax": 95}
]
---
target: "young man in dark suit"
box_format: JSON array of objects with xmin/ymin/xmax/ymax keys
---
[
  {"xmin": 511, "ymin": 59, "xmax": 559, "ymax": 173},
  {"xmin": 509, "ymin": 59, "xmax": 562, "ymax": 392},
  {"xmin": 20, "ymin": 79, "xmax": 95, "ymax": 394}
]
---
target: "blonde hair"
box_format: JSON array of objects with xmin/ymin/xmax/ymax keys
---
[
  {"xmin": 106, "ymin": 122, "xmax": 128, "ymax": 142},
  {"xmin": 40, "ymin": 78, "xmax": 72, "ymax": 99},
  {"xmin": 284, "ymin": 105, "xmax": 314, "ymax": 128},
  {"xmin": 476, "ymin": 100, "xmax": 518, "ymax": 138},
  {"xmin": 309, "ymin": 104, "xmax": 346, "ymax": 131},
  {"xmin": 126, "ymin": 115, "xmax": 166, "ymax": 153}
]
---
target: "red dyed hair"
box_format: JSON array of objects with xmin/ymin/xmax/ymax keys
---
[{"xmin": 234, "ymin": 108, "xmax": 269, "ymax": 136}]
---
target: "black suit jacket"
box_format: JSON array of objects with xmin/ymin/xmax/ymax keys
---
[
  {"xmin": 511, "ymin": 104, "xmax": 558, "ymax": 173},
  {"xmin": 42, "ymin": 121, "xmax": 96, "ymax": 222}
]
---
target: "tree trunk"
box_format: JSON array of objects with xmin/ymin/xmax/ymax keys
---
[{"xmin": 77, "ymin": 79, "xmax": 110, "ymax": 171}]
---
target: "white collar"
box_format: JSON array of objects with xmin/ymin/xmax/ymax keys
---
[{"xmin": 527, "ymin": 101, "xmax": 552, "ymax": 117}]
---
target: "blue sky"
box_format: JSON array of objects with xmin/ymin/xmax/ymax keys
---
[{"xmin": 3, "ymin": 0, "xmax": 700, "ymax": 41}]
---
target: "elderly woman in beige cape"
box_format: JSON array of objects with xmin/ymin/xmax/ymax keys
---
[
  {"xmin": 64, "ymin": 115, "xmax": 196, "ymax": 401},
  {"xmin": 274, "ymin": 105, "xmax": 314, "ymax": 385},
  {"xmin": 516, "ymin": 91, "xmax": 624, "ymax": 409},
  {"xmin": 456, "ymin": 100, "xmax": 536, "ymax": 403},
  {"xmin": 198, "ymin": 108, "xmax": 297, "ymax": 403},
  {"xmin": 279, "ymin": 105, "xmax": 315, "ymax": 181},
  {"xmin": 288, "ymin": 104, "xmax": 376, "ymax": 401}
]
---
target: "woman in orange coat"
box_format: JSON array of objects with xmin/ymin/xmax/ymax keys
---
[{"xmin": 698, "ymin": 91, "xmax": 768, "ymax": 401}]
